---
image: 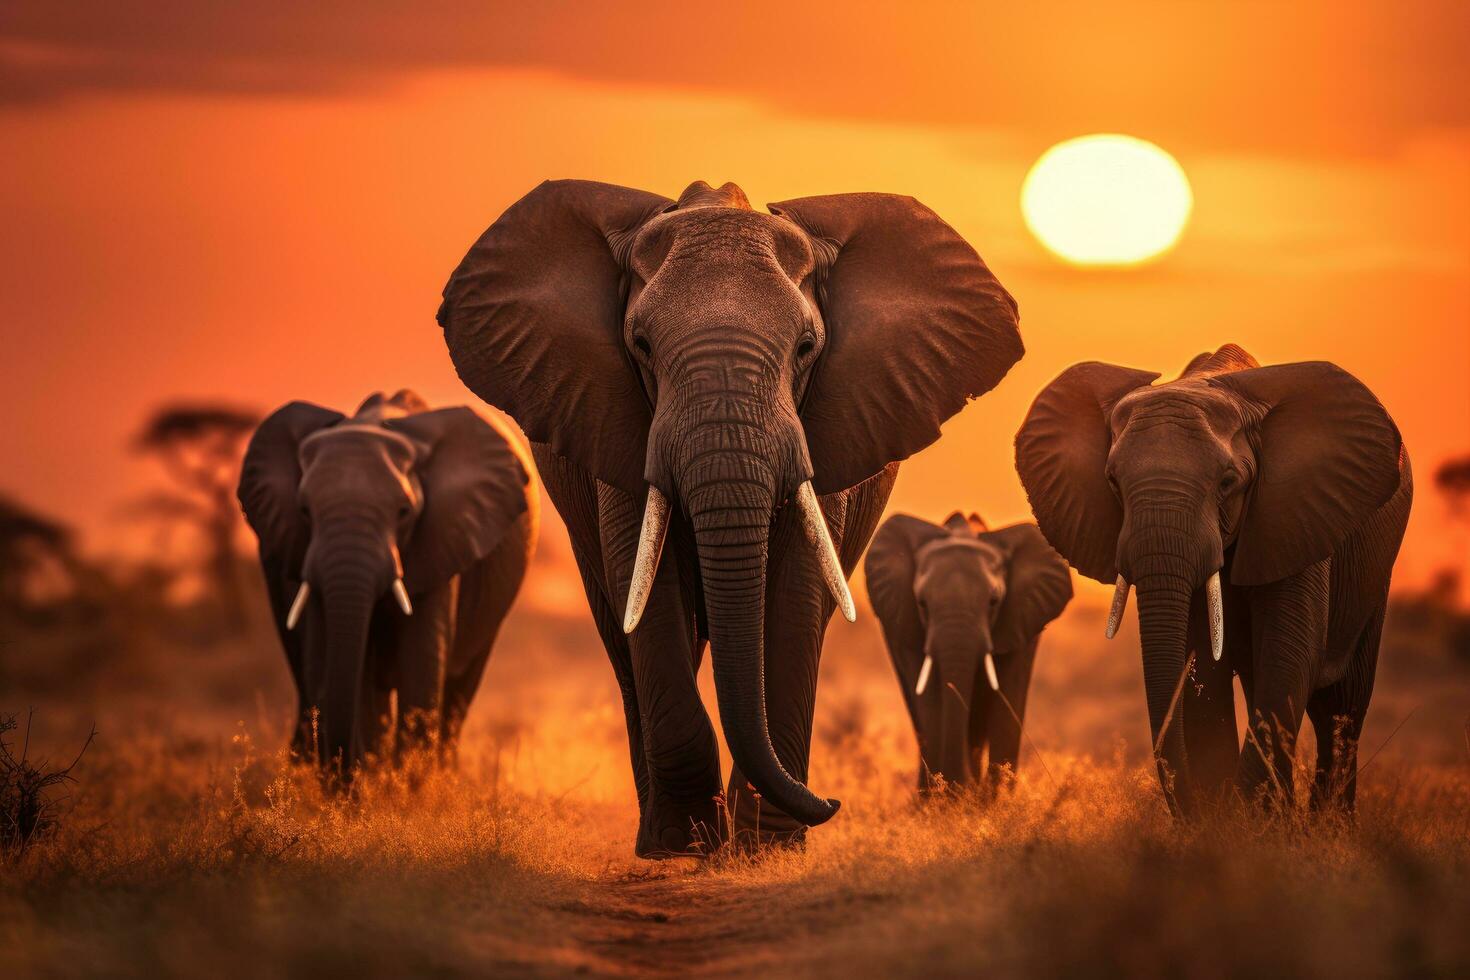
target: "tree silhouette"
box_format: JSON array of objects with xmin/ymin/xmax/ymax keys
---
[
  {"xmin": 1435, "ymin": 455, "xmax": 1470, "ymax": 519},
  {"xmin": 132, "ymin": 403, "xmax": 260, "ymax": 623},
  {"xmin": 0, "ymin": 495, "xmax": 80, "ymax": 616}
]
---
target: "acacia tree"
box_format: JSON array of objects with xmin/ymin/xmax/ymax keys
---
[
  {"xmin": 0, "ymin": 495, "xmax": 79, "ymax": 616},
  {"xmin": 1421, "ymin": 454, "xmax": 1470, "ymax": 618},
  {"xmin": 133, "ymin": 404, "xmax": 260, "ymax": 623},
  {"xmin": 1436, "ymin": 455, "xmax": 1470, "ymax": 518}
]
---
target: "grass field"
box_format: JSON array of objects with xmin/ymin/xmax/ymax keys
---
[{"xmin": 3, "ymin": 585, "xmax": 1469, "ymax": 978}]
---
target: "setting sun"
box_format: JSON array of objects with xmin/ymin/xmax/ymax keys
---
[{"xmin": 1021, "ymin": 134, "xmax": 1193, "ymax": 266}]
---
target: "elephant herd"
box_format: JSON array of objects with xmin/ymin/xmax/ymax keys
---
[{"xmin": 238, "ymin": 179, "xmax": 1411, "ymax": 857}]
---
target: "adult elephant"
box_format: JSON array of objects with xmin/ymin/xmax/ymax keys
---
[
  {"xmin": 438, "ymin": 180, "xmax": 1022, "ymax": 855},
  {"xmin": 238, "ymin": 390, "xmax": 537, "ymax": 774},
  {"xmin": 1015, "ymin": 345, "xmax": 1411, "ymax": 814},
  {"xmin": 866, "ymin": 512, "xmax": 1071, "ymax": 792}
]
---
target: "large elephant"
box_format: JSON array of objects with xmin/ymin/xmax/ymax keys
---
[
  {"xmin": 437, "ymin": 180, "xmax": 1022, "ymax": 855},
  {"xmin": 1015, "ymin": 345, "xmax": 1411, "ymax": 814},
  {"xmin": 865, "ymin": 512, "xmax": 1071, "ymax": 792},
  {"xmin": 238, "ymin": 390, "xmax": 537, "ymax": 774}
]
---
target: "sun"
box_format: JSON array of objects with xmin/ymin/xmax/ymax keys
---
[{"xmin": 1021, "ymin": 134, "xmax": 1193, "ymax": 267}]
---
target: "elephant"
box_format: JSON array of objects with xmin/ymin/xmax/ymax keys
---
[
  {"xmin": 1015, "ymin": 344, "xmax": 1411, "ymax": 814},
  {"xmin": 436, "ymin": 179, "xmax": 1023, "ymax": 855},
  {"xmin": 237, "ymin": 389, "xmax": 537, "ymax": 773},
  {"xmin": 865, "ymin": 511, "xmax": 1071, "ymax": 793}
]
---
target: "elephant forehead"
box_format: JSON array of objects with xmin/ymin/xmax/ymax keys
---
[
  {"xmin": 635, "ymin": 208, "xmax": 814, "ymax": 280},
  {"xmin": 1111, "ymin": 382, "xmax": 1245, "ymax": 440},
  {"xmin": 916, "ymin": 537, "xmax": 998, "ymax": 579},
  {"xmin": 299, "ymin": 425, "xmax": 417, "ymax": 471}
]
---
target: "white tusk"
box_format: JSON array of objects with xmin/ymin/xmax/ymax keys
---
[
  {"xmin": 796, "ymin": 481, "xmax": 856, "ymax": 623},
  {"xmin": 1206, "ymin": 570, "xmax": 1224, "ymax": 662},
  {"xmin": 1106, "ymin": 575, "xmax": 1130, "ymax": 640},
  {"xmin": 392, "ymin": 578, "xmax": 413, "ymax": 616},
  {"xmin": 623, "ymin": 486, "xmax": 670, "ymax": 634},
  {"xmin": 983, "ymin": 652, "xmax": 1000, "ymax": 692},
  {"xmin": 286, "ymin": 581, "xmax": 310, "ymax": 631},
  {"xmin": 915, "ymin": 654, "xmax": 933, "ymax": 696}
]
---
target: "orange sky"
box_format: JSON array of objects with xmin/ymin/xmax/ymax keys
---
[{"xmin": 2, "ymin": 2, "xmax": 1467, "ymax": 601}]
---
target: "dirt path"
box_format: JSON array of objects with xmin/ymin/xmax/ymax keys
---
[{"xmin": 554, "ymin": 868, "xmax": 737, "ymax": 977}]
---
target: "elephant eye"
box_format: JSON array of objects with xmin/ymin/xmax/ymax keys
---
[
  {"xmin": 1219, "ymin": 470, "xmax": 1239, "ymax": 494},
  {"xmin": 632, "ymin": 334, "xmax": 652, "ymax": 360},
  {"xmin": 795, "ymin": 333, "xmax": 817, "ymax": 362}
]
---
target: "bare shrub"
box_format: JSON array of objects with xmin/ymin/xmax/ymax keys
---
[{"xmin": 0, "ymin": 711, "xmax": 94, "ymax": 857}]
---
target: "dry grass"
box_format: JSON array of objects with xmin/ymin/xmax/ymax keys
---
[
  {"xmin": 2, "ymin": 592, "xmax": 1468, "ymax": 978},
  {"xmin": 3, "ymin": 711, "xmax": 1467, "ymax": 977}
]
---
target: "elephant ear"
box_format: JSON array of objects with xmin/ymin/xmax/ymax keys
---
[
  {"xmin": 983, "ymin": 523, "xmax": 1073, "ymax": 655},
  {"xmin": 437, "ymin": 180, "xmax": 674, "ymax": 495},
  {"xmin": 238, "ymin": 401, "xmax": 344, "ymax": 564},
  {"xmin": 770, "ymin": 194, "xmax": 1024, "ymax": 494},
  {"xmin": 863, "ymin": 514, "xmax": 948, "ymax": 689},
  {"xmin": 386, "ymin": 408, "xmax": 530, "ymax": 595},
  {"xmin": 1213, "ymin": 362, "xmax": 1402, "ymax": 586},
  {"xmin": 1014, "ymin": 362, "xmax": 1161, "ymax": 584}
]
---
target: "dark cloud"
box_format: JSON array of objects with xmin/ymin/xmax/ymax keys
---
[{"xmin": 3, "ymin": 1, "xmax": 1466, "ymax": 152}]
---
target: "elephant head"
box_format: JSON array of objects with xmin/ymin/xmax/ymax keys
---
[
  {"xmin": 1015, "ymin": 344, "xmax": 1401, "ymax": 809},
  {"xmin": 865, "ymin": 512, "xmax": 1071, "ymax": 785},
  {"xmin": 238, "ymin": 390, "xmax": 529, "ymax": 772},
  {"xmin": 438, "ymin": 180, "xmax": 1022, "ymax": 825}
]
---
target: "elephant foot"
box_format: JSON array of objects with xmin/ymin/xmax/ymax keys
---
[
  {"xmin": 634, "ymin": 795, "xmax": 728, "ymax": 860},
  {"xmin": 1234, "ymin": 765, "xmax": 1297, "ymax": 815},
  {"xmin": 725, "ymin": 784, "xmax": 810, "ymax": 852},
  {"xmin": 727, "ymin": 824, "xmax": 808, "ymax": 856}
]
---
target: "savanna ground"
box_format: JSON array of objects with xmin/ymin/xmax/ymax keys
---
[{"xmin": 3, "ymin": 574, "xmax": 1469, "ymax": 978}]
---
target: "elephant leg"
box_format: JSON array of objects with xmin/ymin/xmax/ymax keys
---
[
  {"xmin": 532, "ymin": 446, "xmax": 652, "ymax": 820},
  {"xmin": 393, "ymin": 580, "xmax": 454, "ymax": 755},
  {"xmin": 725, "ymin": 491, "xmax": 845, "ymax": 847},
  {"xmin": 907, "ymin": 686, "xmax": 942, "ymax": 795},
  {"xmin": 982, "ymin": 640, "xmax": 1037, "ymax": 790},
  {"xmin": 599, "ymin": 484, "xmax": 726, "ymax": 858},
  {"xmin": 725, "ymin": 468, "xmax": 895, "ymax": 847},
  {"xmin": 1238, "ymin": 561, "xmax": 1329, "ymax": 810},
  {"xmin": 1306, "ymin": 602, "xmax": 1383, "ymax": 812},
  {"xmin": 966, "ymin": 681, "xmax": 994, "ymax": 795},
  {"xmin": 1181, "ymin": 585, "xmax": 1242, "ymax": 808},
  {"xmin": 725, "ymin": 497, "xmax": 827, "ymax": 848},
  {"xmin": 441, "ymin": 516, "xmax": 533, "ymax": 750},
  {"xmin": 912, "ymin": 683, "xmax": 947, "ymax": 796}
]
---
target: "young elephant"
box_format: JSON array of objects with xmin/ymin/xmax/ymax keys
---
[
  {"xmin": 238, "ymin": 390, "xmax": 537, "ymax": 773},
  {"xmin": 866, "ymin": 512, "xmax": 1071, "ymax": 791},
  {"xmin": 1016, "ymin": 345, "xmax": 1411, "ymax": 814}
]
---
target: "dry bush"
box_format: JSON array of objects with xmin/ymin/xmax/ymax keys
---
[{"xmin": 0, "ymin": 711, "xmax": 94, "ymax": 857}]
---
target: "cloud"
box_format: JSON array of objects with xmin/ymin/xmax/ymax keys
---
[{"xmin": 2, "ymin": 1, "xmax": 1467, "ymax": 154}]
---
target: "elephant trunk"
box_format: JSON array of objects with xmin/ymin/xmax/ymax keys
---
[
  {"xmin": 676, "ymin": 433, "xmax": 838, "ymax": 828},
  {"xmin": 310, "ymin": 528, "xmax": 388, "ymax": 776},
  {"xmin": 1123, "ymin": 501, "xmax": 1216, "ymax": 817},
  {"xmin": 926, "ymin": 621, "xmax": 981, "ymax": 787},
  {"xmin": 1135, "ymin": 571, "xmax": 1194, "ymax": 815}
]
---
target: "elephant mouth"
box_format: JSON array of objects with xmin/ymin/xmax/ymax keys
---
[
  {"xmin": 1106, "ymin": 570, "xmax": 1224, "ymax": 662},
  {"xmin": 915, "ymin": 651, "xmax": 1000, "ymax": 696},
  {"xmin": 621, "ymin": 481, "xmax": 853, "ymax": 634}
]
